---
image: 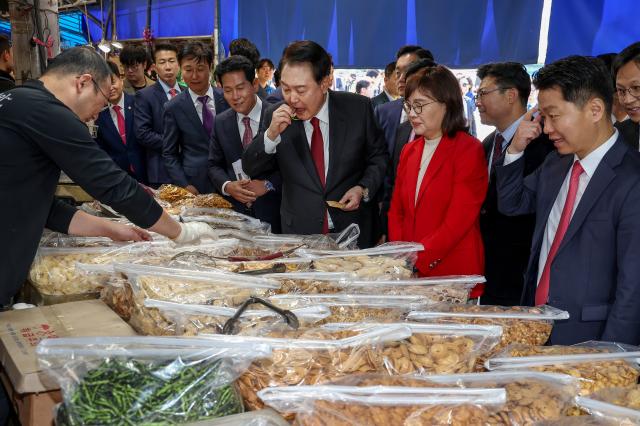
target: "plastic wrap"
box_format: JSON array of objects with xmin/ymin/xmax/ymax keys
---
[
  {"xmin": 486, "ymin": 342, "xmax": 640, "ymax": 395},
  {"xmin": 200, "ymin": 325, "xmax": 413, "ymax": 412},
  {"xmin": 181, "ymin": 214, "xmax": 272, "ymax": 234},
  {"xmin": 37, "ymin": 336, "xmax": 271, "ymax": 425},
  {"xmin": 258, "ymin": 382, "xmax": 506, "ymax": 426},
  {"xmin": 265, "ymin": 272, "xmax": 354, "ymax": 294},
  {"xmin": 142, "ymin": 299, "xmax": 332, "ymax": 336},
  {"xmin": 586, "ymin": 385, "xmax": 640, "ymax": 412},
  {"xmin": 408, "ymin": 304, "xmax": 569, "ymax": 369},
  {"xmin": 574, "ymin": 397, "xmax": 640, "ymax": 425},
  {"xmin": 183, "ymin": 408, "xmax": 289, "ymax": 425},
  {"xmin": 269, "ymin": 294, "xmax": 429, "ymax": 323},
  {"xmin": 323, "ymin": 322, "xmax": 502, "ymax": 375},
  {"xmin": 157, "ymin": 184, "xmax": 233, "ymax": 214}
]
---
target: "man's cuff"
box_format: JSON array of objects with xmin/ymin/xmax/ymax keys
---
[
  {"xmin": 264, "ymin": 133, "xmax": 281, "ymax": 154},
  {"xmin": 503, "ymin": 151, "xmax": 524, "ymax": 166},
  {"xmin": 221, "ymin": 181, "xmax": 231, "ymax": 196}
]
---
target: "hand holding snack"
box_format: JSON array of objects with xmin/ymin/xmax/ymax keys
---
[{"xmin": 267, "ymin": 104, "xmax": 295, "ymax": 141}]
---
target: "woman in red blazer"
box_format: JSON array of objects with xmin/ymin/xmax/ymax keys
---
[{"xmin": 388, "ymin": 66, "xmax": 488, "ymax": 278}]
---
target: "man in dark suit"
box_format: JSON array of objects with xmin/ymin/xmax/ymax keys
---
[
  {"xmin": 134, "ymin": 43, "xmax": 182, "ymax": 187},
  {"xmin": 95, "ymin": 61, "xmax": 147, "ymax": 183},
  {"xmin": 163, "ymin": 41, "xmax": 228, "ymax": 195},
  {"xmin": 0, "ymin": 35, "xmax": 15, "ymax": 93},
  {"xmin": 496, "ymin": 56, "xmax": 640, "ymax": 345},
  {"xmin": 375, "ymin": 45, "xmax": 434, "ymax": 156},
  {"xmin": 209, "ymin": 55, "xmax": 282, "ymax": 232},
  {"xmin": 475, "ymin": 62, "xmax": 553, "ymax": 306},
  {"xmin": 613, "ymin": 42, "xmax": 640, "ymax": 150},
  {"xmin": 371, "ymin": 61, "xmax": 398, "ymax": 109},
  {"xmin": 242, "ymin": 41, "xmax": 388, "ymax": 247}
]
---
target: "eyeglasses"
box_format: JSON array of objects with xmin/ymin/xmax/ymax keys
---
[
  {"xmin": 91, "ymin": 77, "xmax": 111, "ymax": 111},
  {"xmin": 474, "ymin": 86, "xmax": 511, "ymax": 101},
  {"xmin": 616, "ymin": 85, "xmax": 640, "ymax": 100},
  {"xmin": 403, "ymin": 99, "xmax": 439, "ymax": 114}
]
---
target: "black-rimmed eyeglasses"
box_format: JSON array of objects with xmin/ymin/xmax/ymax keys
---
[{"xmin": 403, "ymin": 99, "xmax": 439, "ymax": 115}]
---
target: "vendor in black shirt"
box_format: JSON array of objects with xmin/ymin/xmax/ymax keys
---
[
  {"xmin": 0, "ymin": 35, "xmax": 15, "ymax": 93},
  {"xmin": 0, "ymin": 46, "xmax": 215, "ymax": 307}
]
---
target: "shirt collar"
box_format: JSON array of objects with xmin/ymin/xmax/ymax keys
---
[
  {"xmin": 306, "ymin": 92, "xmax": 330, "ymax": 125},
  {"xmin": 498, "ymin": 113, "xmax": 527, "ymax": 145},
  {"xmin": 238, "ymin": 95, "xmax": 262, "ymax": 123},
  {"xmin": 158, "ymin": 78, "xmax": 180, "ymax": 95},
  {"xmin": 384, "ymin": 89, "xmax": 395, "ymax": 101},
  {"xmin": 189, "ymin": 86, "xmax": 214, "ymax": 104},
  {"xmin": 111, "ymin": 94, "xmax": 125, "ymax": 111},
  {"xmin": 575, "ymin": 128, "xmax": 619, "ymax": 178}
]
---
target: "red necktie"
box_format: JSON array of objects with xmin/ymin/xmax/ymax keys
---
[
  {"xmin": 491, "ymin": 133, "xmax": 505, "ymax": 168},
  {"xmin": 169, "ymin": 88, "xmax": 178, "ymax": 98},
  {"xmin": 112, "ymin": 105, "xmax": 126, "ymax": 145},
  {"xmin": 242, "ymin": 116, "xmax": 253, "ymax": 148},
  {"xmin": 535, "ymin": 160, "xmax": 585, "ymax": 305},
  {"xmin": 310, "ymin": 117, "xmax": 328, "ymax": 234}
]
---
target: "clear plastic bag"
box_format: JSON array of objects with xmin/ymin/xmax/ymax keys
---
[
  {"xmin": 37, "ymin": 336, "xmax": 271, "ymax": 425},
  {"xmin": 330, "ymin": 223, "xmax": 360, "ymax": 250},
  {"xmin": 574, "ymin": 396, "xmax": 640, "ymax": 425},
  {"xmin": 269, "ymin": 294, "xmax": 430, "ymax": 323},
  {"xmin": 265, "ymin": 272, "xmax": 354, "ymax": 294},
  {"xmin": 181, "ymin": 214, "xmax": 272, "ymax": 234},
  {"xmin": 485, "ymin": 342, "xmax": 640, "ymax": 395},
  {"xmin": 199, "ymin": 325, "xmax": 412, "ymax": 412},
  {"xmin": 408, "ymin": 304, "xmax": 570, "ymax": 369},
  {"xmin": 143, "ymin": 299, "xmax": 332, "ymax": 336},
  {"xmin": 322, "ymin": 322, "xmax": 502, "ymax": 375},
  {"xmin": 257, "ymin": 382, "xmax": 506, "ymax": 426},
  {"xmin": 587, "ymin": 385, "xmax": 640, "ymax": 412}
]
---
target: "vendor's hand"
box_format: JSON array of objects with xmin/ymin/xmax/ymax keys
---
[
  {"xmin": 172, "ymin": 222, "xmax": 216, "ymax": 244},
  {"xmin": 246, "ymin": 180, "xmax": 269, "ymax": 197},
  {"xmin": 227, "ymin": 180, "xmax": 257, "ymax": 204},
  {"xmin": 339, "ymin": 186, "xmax": 364, "ymax": 212},
  {"xmin": 508, "ymin": 107, "xmax": 543, "ymax": 154},
  {"xmin": 267, "ymin": 104, "xmax": 294, "ymax": 140},
  {"xmin": 105, "ymin": 223, "xmax": 151, "ymax": 242},
  {"xmin": 185, "ymin": 185, "xmax": 200, "ymax": 195}
]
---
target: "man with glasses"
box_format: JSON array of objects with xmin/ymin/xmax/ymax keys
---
[
  {"xmin": 613, "ymin": 42, "xmax": 640, "ymax": 150},
  {"xmin": 475, "ymin": 62, "xmax": 553, "ymax": 306},
  {"xmin": 120, "ymin": 44, "xmax": 155, "ymax": 94},
  {"xmin": 0, "ymin": 35, "xmax": 14, "ymax": 93}
]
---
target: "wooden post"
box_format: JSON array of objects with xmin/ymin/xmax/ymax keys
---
[{"xmin": 9, "ymin": 0, "xmax": 59, "ymax": 84}]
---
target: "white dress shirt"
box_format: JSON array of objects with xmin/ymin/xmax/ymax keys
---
[
  {"xmin": 158, "ymin": 78, "xmax": 182, "ymax": 100},
  {"xmin": 415, "ymin": 136, "xmax": 441, "ymax": 204},
  {"xmin": 109, "ymin": 95, "xmax": 126, "ymax": 131},
  {"xmin": 504, "ymin": 129, "xmax": 619, "ymax": 286},
  {"xmin": 400, "ymin": 107, "xmax": 408, "ymax": 124},
  {"xmin": 222, "ymin": 96, "xmax": 262, "ymax": 195},
  {"xmin": 487, "ymin": 113, "xmax": 526, "ymax": 174},
  {"xmin": 188, "ymin": 86, "xmax": 216, "ymax": 123}
]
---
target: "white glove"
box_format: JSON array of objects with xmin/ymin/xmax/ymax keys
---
[{"xmin": 172, "ymin": 222, "xmax": 216, "ymax": 244}]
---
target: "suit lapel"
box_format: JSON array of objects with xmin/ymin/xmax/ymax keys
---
[
  {"xmin": 326, "ymin": 97, "xmax": 346, "ymax": 192},
  {"xmin": 287, "ymin": 120, "xmax": 324, "ymax": 191},
  {"xmin": 98, "ymin": 109, "xmax": 120, "ymax": 142},
  {"xmin": 224, "ymin": 111, "xmax": 243, "ymax": 161},
  {"xmin": 124, "ymin": 95, "xmax": 135, "ymax": 140},
  {"xmin": 153, "ymin": 83, "xmax": 167, "ymax": 106},
  {"xmin": 482, "ymin": 131, "xmax": 496, "ymax": 161},
  {"xmin": 180, "ymin": 91, "xmax": 209, "ymax": 141},
  {"xmin": 415, "ymin": 135, "xmax": 455, "ymax": 206}
]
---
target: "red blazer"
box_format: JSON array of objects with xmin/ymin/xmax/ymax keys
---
[{"xmin": 388, "ymin": 131, "xmax": 488, "ymax": 277}]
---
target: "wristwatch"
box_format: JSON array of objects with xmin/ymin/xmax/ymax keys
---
[{"xmin": 358, "ymin": 185, "xmax": 370, "ymax": 203}]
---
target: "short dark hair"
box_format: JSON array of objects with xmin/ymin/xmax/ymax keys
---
[
  {"xmin": 273, "ymin": 68, "xmax": 281, "ymax": 87},
  {"xmin": 43, "ymin": 46, "xmax": 112, "ymax": 84},
  {"xmin": 597, "ymin": 53, "xmax": 617, "ymax": 87},
  {"xmin": 405, "ymin": 65, "xmax": 467, "ymax": 137},
  {"xmin": 106, "ymin": 60, "xmax": 120, "ymax": 77},
  {"xmin": 366, "ymin": 70, "xmax": 379, "ymax": 79},
  {"xmin": 477, "ymin": 62, "xmax": 531, "ymax": 108},
  {"xmin": 258, "ymin": 58, "xmax": 274, "ymax": 70},
  {"xmin": 384, "ymin": 61, "xmax": 396, "ymax": 79},
  {"xmin": 405, "ymin": 58, "xmax": 438, "ymax": 80},
  {"xmin": 613, "ymin": 42, "xmax": 640, "ymax": 80},
  {"xmin": 0, "ymin": 35, "xmax": 10, "ymax": 56},
  {"xmin": 215, "ymin": 55, "xmax": 255, "ymax": 86},
  {"xmin": 178, "ymin": 41, "xmax": 213, "ymax": 67},
  {"xmin": 229, "ymin": 38, "xmax": 260, "ymax": 68},
  {"xmin": 153, "ymin": 43, "xmax": 178, "ymax": 62},
  {"xmin": 533, "ymin": 55, "xmax": 613, "ymax": 116},
  {"xmin": 119, "ymin": 44, "xmax": 148, "ymax": 67},
  {"xmin": 280, "ymin": 40, "xmax": 331, "ymax": 84},
  {"xmin": 396, "ymin": 45, "xmax": 435, "ymax": 61},
  {"xmin": 355, "ymin": 79, "xmax": 371, "ymax": 94}
]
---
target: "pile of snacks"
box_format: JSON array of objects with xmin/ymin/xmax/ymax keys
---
[{"xmin": 157, "ymin": 184, "xmax": 232, "ymax": 213}]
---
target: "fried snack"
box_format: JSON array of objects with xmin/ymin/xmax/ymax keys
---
[
  {"xmin": 192, "ymin": 193, "xmax": 233, "ymax": 209},
  {"xmin": 29, "ymin": 251, "xmax": 111, "ymax": 295},
  {"xmin": 326, "ymin": 201, "xmax": 347, "ymax": 209},
  {"xmin": 347, "ymin": 282, "xmax": 473, "ymax": 304},
  {"xmin": 157, "ymin": 184, "xmax": 195, "ymax": 202},
  {"xmin": 312, "ymin": 255, "xmax": 413, "ymax": 279},
  {"xmin": 589, "ymin": 385, "xmax": 640, "ymax": 410},
  {"xmin": 100, "ymin": 278, "xmax": 134, "ymax": 321},
  {"xmin": 275, "ymin": 278, "xmax": 344, "ymax": 294}
]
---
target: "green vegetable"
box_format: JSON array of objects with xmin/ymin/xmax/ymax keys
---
[{"xmin": 56, "ymin": 357, "xmax": 243, "ymax": 425}]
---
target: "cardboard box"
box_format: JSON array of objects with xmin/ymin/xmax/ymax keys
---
[
  {"xmin": 0, "ymin": 299, "xmax": 137, "ymax": 394},
  {"xmin": 0, "ymin": 369, "xmax": 60, "ymax": 426}
]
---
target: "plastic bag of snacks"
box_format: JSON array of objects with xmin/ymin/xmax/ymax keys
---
[
  {"xmin": 572, "ymin": 396, "xmax": 640, "ymax": 425},
  {"xmin": 269, "ymin": 294, "xmax": 430, "ymax": 323},
  {"xmin": 181, "ymin": 214, "xmax": 272, "ymax": 234},
  {"xmin": 258, "ymin": 380, "xmax": 506, "ymax": 426},
  {"xmin": 264, "ymin": 272, "xmax": 354, "ymax": 294},
  {"xmin": 408, "ymin": 304, "xmax": 569, "ymax": 369},
  {"xmin": 143, "ymin": 299, "xmax": 332, "ymax": 336},
  {"xmin": 485, "ymin": 342, "xmax": 640, "ymax": 395},
  {"xmin": 157, "ymin": 184, "xmax": 233, "ymax": 214},
  {"xmin": 342, "ymin": 275, "xmax": 485, "ymax": 304},
  {"xmin": 322, "ymin": 322, "xmax": 502, "ymax": 375},
  {"xmin": 588, "ymin": 385, "xmax": 640, "ymax": 411},
  {"xmin": 37, "ymin": 336, "xmax": 271, "ymax": 425},
  {"xmin": 200, "ymin": 325, "xmax": 412, "ymax": 412}
]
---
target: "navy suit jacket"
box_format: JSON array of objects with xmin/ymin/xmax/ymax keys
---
[
  {"xmin": 162, "ymin": 88, "xmax": 228, "ymax": 194},
  {"xmin": 374, "ymin": 99, "xmax": 403, "ymax": 156},
  {"xmin": 496, "ymin": 135, "xmax": 640, "ymax": 345},
  {"xmin": 616, "ymin": 119, "xmax": 639, "ymax": 150},
  {"xmin": 134, "ymin": 82, "xmax": 175, "ymax": 185},
  {"xmin": 265, "ymin": 87, "xmax": 283, "ymax": 104},
  {"xmin": 208, "ymin": 103, "xmax": 282, "ymax": 232},
  {"xmin": 95, "ymin": 94, "xmax": 147, "ymax": 183}
]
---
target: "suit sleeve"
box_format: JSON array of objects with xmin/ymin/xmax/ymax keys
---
[
  {"xmin": 387, "ymin": 145, "xmax": 409, "ymax": 241},
  {"xmin": 602, "ymin": 181, "xmax": 640, "ymax": 344},
  {"xmin": 134, "ymin": 91, "xmax": 164, "ymax": 151},
  {"xmin": 208, "ymin": 120, "xmax": 235, "ymax": 193},
  {"xmin": 418, "ymin": 140, "xmax": 488, "ymax": 269},
  {"xmin": 495, "ymin": 155, "xmax": 541, "ymax": 216},
  {"xmin": 45, "ymin": 198, "xmax": 77, "ymax": 233},
  {"xmin": 242, "ymin": 106, "xmax": 278, "ymax": 177},
  {"xmin": 162, "ymin": 105, "xmax": 189, "ymax": 187},
  {"xmin": 358, "ymin": 101, "xmax": 389, "ymax": 195}
]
